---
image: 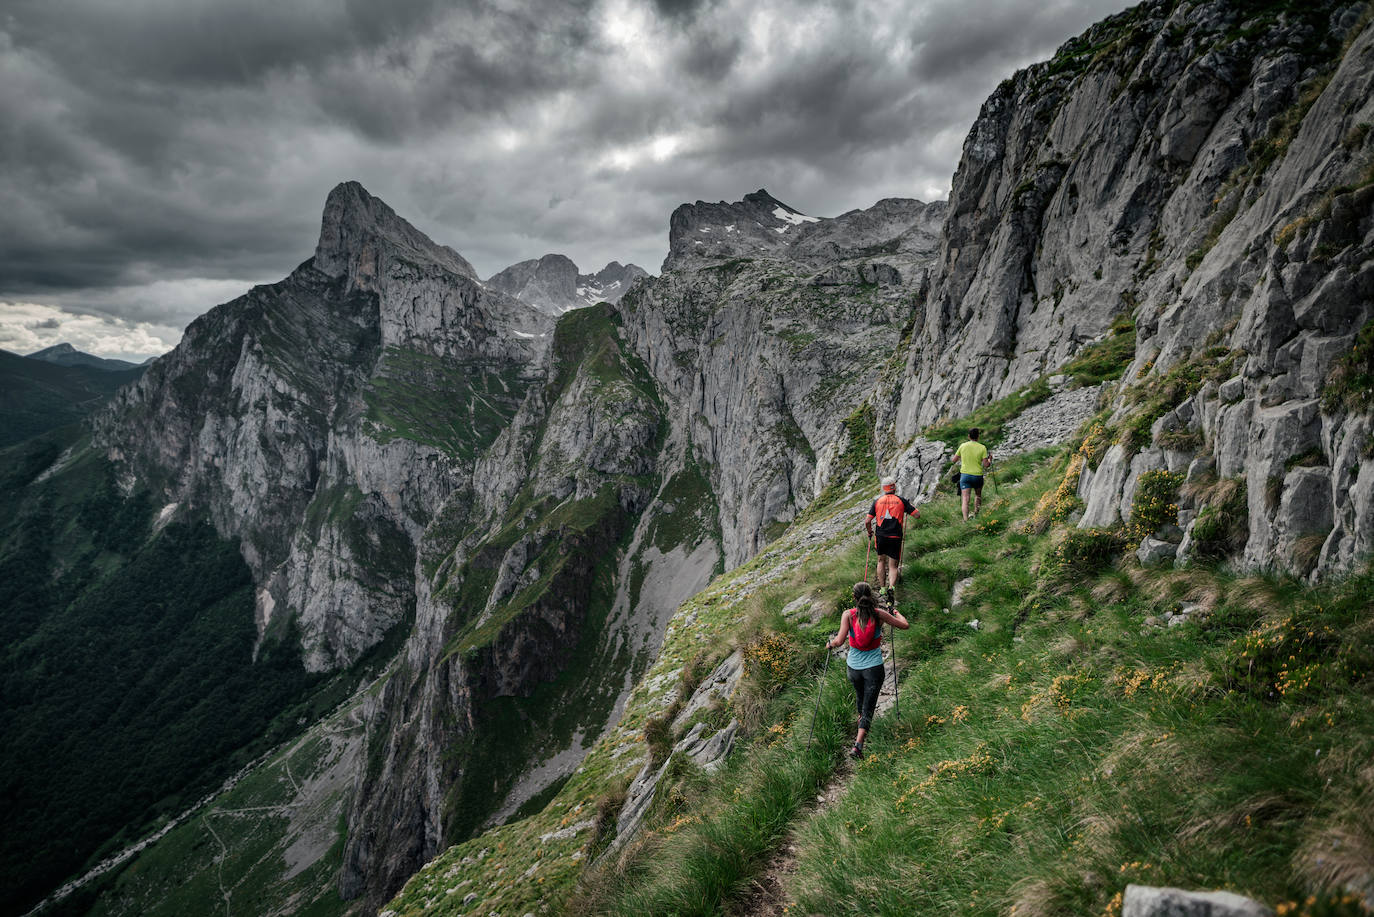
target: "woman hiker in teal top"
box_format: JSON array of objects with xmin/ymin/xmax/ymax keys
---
[{"xmin": 826, "ymin": 582, "xmax": 909, "ymax": 759}]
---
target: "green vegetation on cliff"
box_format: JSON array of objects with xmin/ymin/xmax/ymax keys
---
[
  {"xmin": 363, "ymin": 346, "xmax": 531, "ymax": 461},
  {"xmin": 409, "ymin": 304, "xmax": 669, "ymax": 852}
]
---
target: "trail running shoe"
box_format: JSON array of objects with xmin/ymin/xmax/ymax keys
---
[
  {"xmin": 884, "ymin": 587, "xmax": 895, "ymax": 607},
  {"xmin": 850, "ymin": 743, "xmax": 864, "ymax": 760}
]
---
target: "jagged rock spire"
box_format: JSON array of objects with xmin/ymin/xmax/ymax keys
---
[{"xmin": 314, "ymin": 181, "xmax": 477, "ymax": 286}]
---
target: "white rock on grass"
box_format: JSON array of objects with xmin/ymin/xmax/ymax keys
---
[{"xmin": 1122, "ymin": 884, "xmax": 1274, "ymax": 917}]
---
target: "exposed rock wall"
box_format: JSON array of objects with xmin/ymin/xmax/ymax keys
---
[
  {"xmin": 619, "ymin": 226, "xmax": 934, "ymax": 565},
  {"xmin": 893, "ymin": 0, "xmax": 1374, "ymax": 579},
  {"xmin": 340, "ymin": 305, "xmax": 717, "ymax": 909}
]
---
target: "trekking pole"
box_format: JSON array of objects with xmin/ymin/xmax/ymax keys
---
[
  {"xmin": 863, "ymin": 532, "xmax": 872, "ymax": 587},
  {"xmin": 892, "ymin": 515, "xmax": 906, "ymax": 716},
  {"xmin": 807, "ymin": 645, "xmax": 833, "ymax": 750}
]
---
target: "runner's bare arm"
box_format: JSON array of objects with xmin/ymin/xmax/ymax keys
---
[
  {"xmin": 877, "ymin": 607, "xmax": 909, "ymax": 630},
  {"xmin": 827, "ymin": 611, "xmax": 853, "ymax": 648}
]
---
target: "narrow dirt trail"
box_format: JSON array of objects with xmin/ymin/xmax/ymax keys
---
[
  {"xmin": 203, "ymin": 816, "xmax": 233, "ymax": 917},
  {"xmin": 732, "ymin": 642, "xmax": 903, "ymax": 917},
  {"xmin": 732, "ymin": 760, "xmax": 853, "ymax": 917}
]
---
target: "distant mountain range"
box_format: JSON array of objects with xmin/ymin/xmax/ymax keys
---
[
  {"xmin": 27, "ymin": 342, "xmax": 149, "ymax": 371},
  {"xmin": 0, "ymin": 345, "xmax": 147, "ymax": 447}
]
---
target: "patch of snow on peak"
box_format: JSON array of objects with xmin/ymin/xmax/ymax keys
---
[{"xmin": 771, "ymin": 206, "xmax": 820, "ymax": 227}]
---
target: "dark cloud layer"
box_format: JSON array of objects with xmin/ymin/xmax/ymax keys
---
[{"xmin": 0, "ymin": 0, "xmax": 1132, "ymax": 349}]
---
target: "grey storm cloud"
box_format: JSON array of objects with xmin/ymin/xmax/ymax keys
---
[{"xmin": 0, "ymin": 0, "xmax": 1133, "ymax": 340}]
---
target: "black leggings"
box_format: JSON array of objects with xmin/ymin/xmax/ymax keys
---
[{"xmin": 847, "ymin": 663, "xmax": 886, "ymax": 730}]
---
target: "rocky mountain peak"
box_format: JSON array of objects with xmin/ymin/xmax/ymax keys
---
[
  {"xmin": 31, "ymin": 342, "xmax": 77, "ymax": 356},
  {"xmin": 486, "ymin": 254, "xmax": 648, "ymax": 313},
  {"xmin": 579, "ymin": 261, "xmax": 648, "ymax": 305},
  {"xmin": 314, "ymin": 180, "xmax": 477, "ymax": 287},
  {"xmin": 662, "ymin": 188, "xmax": 823, "ymax": 272},
  {"xmin": 484, "ymin": 253, "xmax": 581, "ymax": 313},
  {"xmin": 661, "ymin": 187, "xmax": 947, "ymax": 276},
  {"xmin": 741, "ymin": 188, "xmax": 784, "ymax": 207},
  {"xmin": 27, "ymin": 342, "xmax": 141, "ymax": 371}
]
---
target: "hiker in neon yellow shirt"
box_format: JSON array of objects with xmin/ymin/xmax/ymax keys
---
[{"xmin": 949, "ymin": 427, "xmax": 991, "ymax": 521}]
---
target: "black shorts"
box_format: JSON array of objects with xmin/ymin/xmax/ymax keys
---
[{"xmin": 875, "ymin": 534, "xmax": 902, "ymax": 559}]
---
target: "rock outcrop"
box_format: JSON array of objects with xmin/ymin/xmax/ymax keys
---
[{"xmin": 893, "ymin": 0, "xmax": 1374, "ymax": 580}]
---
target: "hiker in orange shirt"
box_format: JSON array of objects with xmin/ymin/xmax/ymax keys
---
[{"xmin": 865, "ymin": 476, "xmax": 918, "ymax": 607}]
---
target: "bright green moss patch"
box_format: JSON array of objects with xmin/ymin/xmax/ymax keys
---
[
  {"xmin": 1057, "ymin": 313, "xmax": 1137, "ymax": 387},
  {"xmin": 923, "ymin": 379, "xmax": 1052, "ymax": 451}
]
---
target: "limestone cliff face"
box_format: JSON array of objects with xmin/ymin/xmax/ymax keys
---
[
  {"xmin": 94, "ymin": 182, "xmax": 551, "ymax": 670},
  {"xmin": 892, "ymin": 0, "xmax": 1373, "ymax": 579},
  {"xmin": 621, "ymin": 193, "xmax": 945, "ymax": 567},
  {"xmin": 339, "ymin": 303, "xmax": 713, "ymax": 909}
]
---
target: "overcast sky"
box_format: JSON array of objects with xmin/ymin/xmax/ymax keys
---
[{"xmin": 0, "ymin": 0, "xmax": 1132, "ymax": 361}]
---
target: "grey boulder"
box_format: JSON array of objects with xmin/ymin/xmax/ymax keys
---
[{"xmin": 1123, "ymin": 884, "xmax": 1274, "ymax": 917}]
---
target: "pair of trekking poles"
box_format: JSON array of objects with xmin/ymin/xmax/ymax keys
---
[{"xmin": 807, "ymin": 518, "xmax": 903, "ymax": 749}]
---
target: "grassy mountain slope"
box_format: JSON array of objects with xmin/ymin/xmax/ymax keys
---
[{"xmin": 382, "ymin": 365, "xmax": 1373, "ymax": 916}]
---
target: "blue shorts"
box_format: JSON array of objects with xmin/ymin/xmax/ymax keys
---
[{"xmin": 959, "ymin": 473, "xmax": 984, "ymax": 492}]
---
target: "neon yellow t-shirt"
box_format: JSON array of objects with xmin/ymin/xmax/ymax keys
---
[{"xmin": 956, "ymin": 441, "xmax": 989, "ymax": 475}]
